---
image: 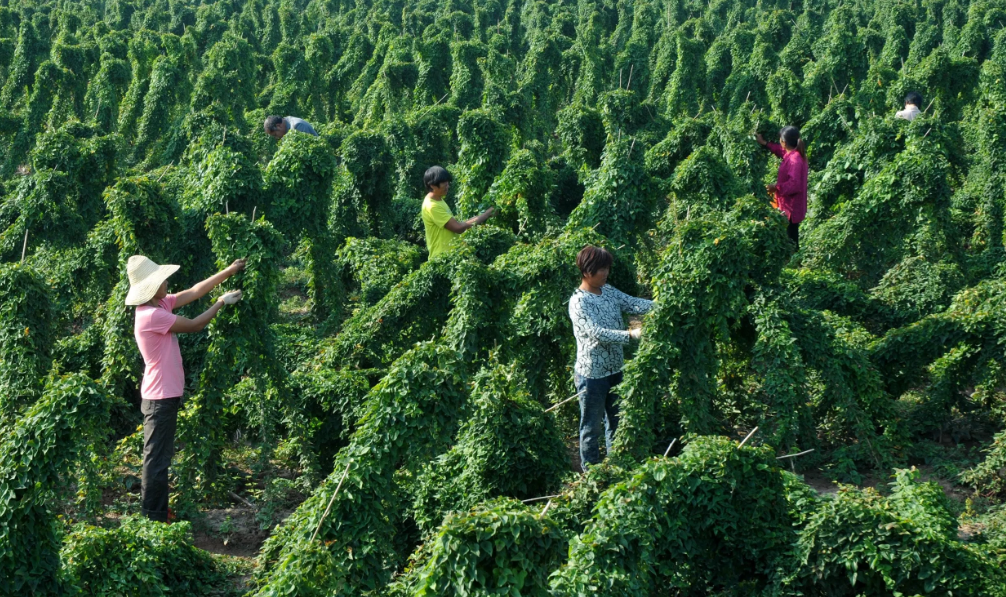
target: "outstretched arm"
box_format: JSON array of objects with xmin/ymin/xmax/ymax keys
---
[
  {"xmin": 606, "ymin": 285, "xmax": 654, "ymax": 315},
  {"xmin": 757, "ymin": 133, "xmax": 785, "ymax": 158},
  {"xmin": 764, "ymin": 142, "xmax": 785, "ymax": 159},
  {"xmin": 444, "ymin": 207, "xmax": 496, "ymax": 234},
  {"xmin": 170, "ymin": 299, "xmax": 225, "ymax": 333},
  {"xmin": 575, "ymin": 315, "xmax": 632, "ymax": 344},
  {"xmin": 170, "ymin": 291, "xmax": 242, "ymax": 333},
  {"xmin": 174, "ymin": 259, "xmax": 246, "ymax": 308}
]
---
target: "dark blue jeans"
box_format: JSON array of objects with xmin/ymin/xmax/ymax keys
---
[{"xmin": 574, "ymin": 372, "xmax": 623, "ymax": 471}]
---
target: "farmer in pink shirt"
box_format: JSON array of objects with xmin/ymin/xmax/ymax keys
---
[
  {"xmin": 127, "ymin": 255, "xmax": 245, "ymax": 522},
  {"xmin": 757, "ymin": 126, "xmax": 808, "ymax": 249}
]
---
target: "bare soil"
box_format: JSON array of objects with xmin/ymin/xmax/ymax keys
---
[{"xmin": 191, "ymin": 506, "xmax": 295, "ymax": 559}]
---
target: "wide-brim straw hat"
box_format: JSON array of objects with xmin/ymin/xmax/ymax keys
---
[{"xmin": 125, "ymin": 255, "xmax": 180, "ymax": 306}]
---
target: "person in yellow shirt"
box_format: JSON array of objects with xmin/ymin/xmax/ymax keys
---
[{"xmin": 421, "ymin": 166, "xmax": 495, "ymax": 258}]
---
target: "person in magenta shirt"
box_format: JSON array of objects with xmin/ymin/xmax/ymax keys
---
[
  {"xmin": 757, "ymin": 126, "xmax": 808, "ymax": 248},
  {"xmin": 126, "ymin": 254, "xmax": 246, "ymax": 522}
]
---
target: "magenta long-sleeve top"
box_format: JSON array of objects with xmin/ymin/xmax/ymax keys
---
[{"xmin": 766, "ymin": 142, "xmax": 808, "ymax": 224}]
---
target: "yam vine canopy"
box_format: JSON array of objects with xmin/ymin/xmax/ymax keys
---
[{"xmin": 4, "ymin": 0, "xmax": 1006, "ymax": 594}]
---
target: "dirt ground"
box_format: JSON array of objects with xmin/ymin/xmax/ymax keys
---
[{"xmin": 190, "ymin": 507, "xmax": 283, "ymax": 559}]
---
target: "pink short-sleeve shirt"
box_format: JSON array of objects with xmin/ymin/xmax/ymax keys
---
[{"xmin": 134, "ymin": 294, "xmax": 184, "ymax": 400}]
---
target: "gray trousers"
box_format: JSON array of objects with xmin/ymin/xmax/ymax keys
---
[{"xmin": 141, "ymin": 397, "xmax": 181, "ymax": 522}]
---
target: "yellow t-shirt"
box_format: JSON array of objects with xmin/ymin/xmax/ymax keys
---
[{"xmin": 421, "ymin": 196, "xmax": 459, "ymax": 258}]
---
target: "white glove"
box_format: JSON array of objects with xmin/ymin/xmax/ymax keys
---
[
  {"xmin": 220, "ymin": 290, "xmax": 243, "ymax": 305},
  {"xmin": 629, "ymin": 328, "xmax": 642, "ymax": 341}
]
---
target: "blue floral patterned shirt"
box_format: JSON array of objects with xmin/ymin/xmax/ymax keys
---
[{"xmin": 568, "ymin": 285, "xmax": 653, "ymax": 379}]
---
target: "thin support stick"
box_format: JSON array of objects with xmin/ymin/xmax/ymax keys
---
[
  {"xmin": 522, "ymin": 494, "xmax": 560, "ymax": 504},
  {"xmin": 922, "ymin": 98, "xmax": 935, "ymax": 114},
  {"xmin": 619, "ymin": 68, "xmax": 623, "ymax": 89},
  {"xmin": 627, "ymin": 138, "xmax": 636, "ymax": 158},
  {"xmin": 923, "ymin": 127, "xmax": 932, "ymax": 138},
  {"xmin": 626, "ymin": 64, "xmax": 634, "ymax": 90},
  {"xmin": 776, "ymin": 448, "xmax": 814, "ymax": 460},
  {"xmin": 20, "ymin": 228, "xmax": 28, "ymax": 262},
  {"xmin": 738, "ymin": 426, "xmax": 758, "ymax": 448},
  {"xmin": 46, "ymin": 157, "xmax": 65, "ymax": 184},
  {"xmin": 222, "ymin": 126, "xmax": 227, "ymax": 145},
  {"xmin": 252, "ymin": 206, "xmax": 257, "ymax": 220},
  {"xmin": 540, "ymin": 499, "xmax": 553, "ymax": 517},
  {"xmin": 311, "ymin": 460, "xmax": 352, "ymax": 542},
  {"xmin": 544, "ymin": 393, "xmax": 581, "ymax": 413},
  {"xmin": 94, "ymin": 98, "xmax": 101, "ymax": 121},
  {"xmin": 663, "ymin": 438, "xmax": 677, "ymax": 458},
  {"xmin": 225, "ymin": 201, "xmax": 229, "ymax": 215},
  {"xmin": 155, "ymin": 161, "xmax": 174, "ymax": 183}
]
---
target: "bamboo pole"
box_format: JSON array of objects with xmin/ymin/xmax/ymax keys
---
[
  {"xmin": 738, "ymin": 426, "xmax": 758, "ymax": 448},
  {"xmin": 311, "ymin": 460, "xmax": 353, "ymax": 542},
  {"xmin": 663, "ymin": 438, "xmax": 677, "ymax": 458},
  {"xmin": 522, "ymin": 494, "xmax": 560, "ymax": 504},
  {"xmin": 776, "ymin": 448, "xmax": 814, "ymax": 460},
  {"xmin": 544, "ymin": 392, "xmax": 581, "ymax": 413}
]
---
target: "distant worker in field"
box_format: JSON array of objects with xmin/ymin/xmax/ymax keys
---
[
  {"xmin": 757, "ymin": 126, "xmax": 808, "ymax": 249},
  {"xmin": 568, "ymin": 245, "xmax": 652, "ymax": 471},
  {"xmin": 421, "ymin": 165, "xmax": 495, "ymax": 258},
  {"xmin": 264, "ymin": 115, "xmax": 318, "ymax": 139},
  {"xmin": 127, "ymin": 255, "xmax": 246, "ymax": 523},
  {"xmin": 896, "ymin": 91, "xmax": 924, "ymax": 121}
]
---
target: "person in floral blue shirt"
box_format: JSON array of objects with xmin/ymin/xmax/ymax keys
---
[{"xmin": 568, "ymin": 245, "xmax": 652, "ymax": 470}]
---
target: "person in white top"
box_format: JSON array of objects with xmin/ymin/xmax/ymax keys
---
[
  {"xmin": 568, "ymin": 245, "xmax": 652, "ymax": 470},
  {"xmin": 896, "ymin": 91, "xmax": 923, "ymax": 121},
  {"xmin": 263, "ymin": 115, "xmax": 318, "ymax": 139}
]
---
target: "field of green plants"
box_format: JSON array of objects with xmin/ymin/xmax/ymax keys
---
[{"xmin": 6, "ymin": 0, "xmax": 1006, "ymax": 593}]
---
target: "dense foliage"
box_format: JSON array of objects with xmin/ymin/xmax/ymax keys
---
[
  {"xmin": 5, "ymin": 0, "xmax": 1006, "ymax": 593},
  {"xmin": 60, "ymin": 516, "xmax": 223, "ymax": 596}
]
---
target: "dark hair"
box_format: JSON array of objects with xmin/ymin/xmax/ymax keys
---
[
  {"xmin": 424, "ymin": 165, "xmax": 453, "ymax": 191},
  {"xmin": 576, "ymin": 245, "xmax": 613, "ymax": 277},
  {"xmin": 264, "ymin": 115, "xmax": 284, "ymax": 132},
  {"xmin": 905, "ymin": 91, "xmax": 923, "ymax": 107},
  {"xmin": 780, "ymin": 125, "xmax": 806, "ymax": 156}
]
